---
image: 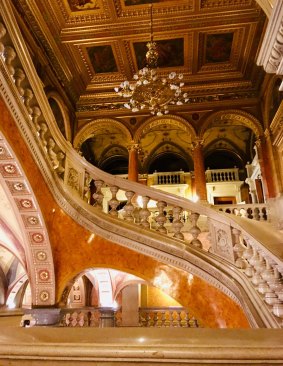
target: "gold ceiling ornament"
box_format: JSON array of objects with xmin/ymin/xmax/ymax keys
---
[{"xmin": 114, "ymin": 4, "xmax": 187, "ymax": 117}]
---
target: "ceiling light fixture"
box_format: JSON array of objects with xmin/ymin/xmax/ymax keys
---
[{"xmin": 114, "ymin": 4, "xmax": 186, "ymax": 116}]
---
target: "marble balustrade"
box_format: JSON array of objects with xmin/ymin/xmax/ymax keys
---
[{"xmin": 215, "ymin": 203, "xmax": 268, "ymax": 221}]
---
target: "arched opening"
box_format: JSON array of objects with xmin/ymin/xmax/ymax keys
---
[
  {"xmin": 148, "ymin": 152, "xmax": 191, "ymax": 173},
  {"xmin": 60, "ymin": 267, "xmax": 198, "ymax": 328}
]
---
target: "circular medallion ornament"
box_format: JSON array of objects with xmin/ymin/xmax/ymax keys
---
[
  {"xmin": 32, "ymin": 233, "xmax": 44, "ymax": 243},
  {"xmin": 21, "ymin": 199, "xmax": 32, "ymax": 208},
  {"xmin": 4, "ymin": 164, "xmax": 16, "ymax": 174},
  {"xmin": 39, "ymin": 270, "xmax": 49, "ymax": 281},
  {"xmin": 39, "ymin": 290, "xmax": 49, "ymax": 302},
  {"xmin": 36, "ymin": 251, "xmax": 47, "ymax": 261},
  {"xmin": 13, "ymin": 182, "xmax": 24, "ymax": 191},
  {"xmin": 27, "ymin": 216, "xmax": 38, "ymax": 225}
]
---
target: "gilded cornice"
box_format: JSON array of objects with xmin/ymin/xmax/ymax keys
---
[
  {"xmin": 201, "ymin": 0, "xmax": 253, "ymax": 8},
  {"xmin": 13, "ymin": 0, "xmax": 79, "ymax": 103}
]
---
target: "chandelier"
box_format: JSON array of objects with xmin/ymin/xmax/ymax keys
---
[{"xmin": 114, "ymin": 4, "xmax": 186, "ymax": 116}]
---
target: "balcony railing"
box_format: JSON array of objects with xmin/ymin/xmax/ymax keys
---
[
  {"xmin": 152, "ymin": 171, "xmax": 189, "ymax": 185},
  {"xmin": 206, "ymin": 168, "xmax": 239, "ymax": 182}
]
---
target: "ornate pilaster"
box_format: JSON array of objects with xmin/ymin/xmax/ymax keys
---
[
  {"xmin": 192, "ymin": 139, "xmax": 207, "ymax": 202},
  {"xmin": 255, "ymin": 135, "xmax": 277, "ymax": 199},
  {"xmin": 127, "ymin": 142, "xmax": 140, "ymax": 182}
]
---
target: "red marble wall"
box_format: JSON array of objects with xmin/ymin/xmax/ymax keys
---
[{"xmin": 0, "ymin": 98, "xmax": 249, "ymax": 328}]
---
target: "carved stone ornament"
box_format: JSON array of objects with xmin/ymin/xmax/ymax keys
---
[{"xmin": 67, "ymin": 167, "xmax": 79, "ymax": 191}]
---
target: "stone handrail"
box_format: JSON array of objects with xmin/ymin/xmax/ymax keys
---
[{"xmin": 0, "ymin": 0, "xmax": 282, "ymax": 328}]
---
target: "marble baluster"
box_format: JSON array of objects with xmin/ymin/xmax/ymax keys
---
[
  {"xmin": 4, "ymin": 46, "xmax": 16, "ymax": 76},
  {"xmin": 155, "ymin": 200, "xmax": 167, "ymax": 234},
  {"xmin": 23, "ymin": 88, "xmax": 34, "ymax": 115},
  {"xmin": 0, "ymin": 23, "xmax": 7, "ymax": 54},
  {"xmin": 32, "ymin": 106, "xmax": 42, "ymax": 134},
  {"xmin": 172, "ymin": 206, "xmax": 184, "ymax": 240},
  {"xmin": 123, "ymin": 191, "xmax": 135, "ymax": 222},
  {"xmin": 92, "ymin": 180, "xmax": 104, "ymax": 208},
  {"xmin": 14, "ymin": 68, "xmax": 25, "ymax": 96},
  {"xmin": 189, "ymin": 212, "xmax": 202, "ymax": 248},
  {"xmin": 108, "ymin": 186, "xmax": 119, "ymax": 216},
  {"xmin": 139, "ymin": 196, "xmax": 151, "ymax": 228},
  {"xmin": 232, "ymin": 228, "xmax": 246, "ymax": 268}
]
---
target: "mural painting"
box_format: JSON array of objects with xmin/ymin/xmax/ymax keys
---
[
  {"xmin": 134, "ymin": 38, "xmax": 184, "ymax": 69},
  {"xmin": 205, "ymin": 33, "xmax": 233, "ymax": 63},
  {"xmin": 87, "ymin": 45, "xmax": 118, "ymax": 74},
  {"xmin": 67, "ymin": 0, "xmax": 101, "ymax": 11}
]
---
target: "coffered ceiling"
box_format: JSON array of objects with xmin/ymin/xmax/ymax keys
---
[{"xmin": 13, "ymin": 0, "xmax": 267, "ymax": 118}]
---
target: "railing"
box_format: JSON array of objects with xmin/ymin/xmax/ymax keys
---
[
  {"xmin": 152, "ymin": 171, "xmax": 189, "ymax": 185},
  {"xmin": 206, "ymin": 168, "xmax": 239, "ymax": 182},
  {"xmin": 215, "ymin": 203, "xmax": 268, "ymax": 221},
  {"xmin": 0, "ymin": 2, "xmax": 282, "ymax": 329},
  {"xmin": 59, "ymin": 307, "xmax": 199, "ymax": 328},
  {"xmin": 60, "ymin": 307, "xmax": 115, "ymax": 327},
  {"xmin": 139, "ymin": 307, "xmax": 199, "ymax": 327}
]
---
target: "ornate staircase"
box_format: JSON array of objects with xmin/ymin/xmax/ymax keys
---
[{"xmin": 0, "ymin": 0, "xmax": 282, "ymax": 332}]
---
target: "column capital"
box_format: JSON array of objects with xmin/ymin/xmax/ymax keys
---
[
  {"xmin": 192, "ymin": 139, "xmax": 204, "ymax": 150},
  {"xmin": 255, "ymin": 137, "xmax": 263, "ymax": 148},
  {"xmin": 127, "ymin": 141, "xmax": 140, "ymax": 153}
]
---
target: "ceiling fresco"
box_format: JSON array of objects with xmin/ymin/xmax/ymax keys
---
[
  {"xmin": 67, "ymin": 0, "xmax": 101, "ymax": 12},
  {"xmin": 133, "ymin": 38, "xmax": 184, "ymax": 69},
  {"xmin": 205, "ymin": 33, "xmax": 234, "ymax": 63},
  {"xmin": 87, "ymin": 46, "xmax": 118, "ymax": 74},
  {"xmin": 124, "ymin": 0, "xmax": 170, "ymax": 5}
]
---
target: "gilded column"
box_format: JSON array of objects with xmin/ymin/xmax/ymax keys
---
[
  {"xmin": 255, "ymin": 134, "xmax": 276, "ymax": 199},
  {"xmin": 192, "ymin": 139, "xmax": 207, "ymax": 202},
  {"xmin": 128, "ymin": 142, "xmax": 140, "ymax": 182}
]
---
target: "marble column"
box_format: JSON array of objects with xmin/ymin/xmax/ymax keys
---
[
  {"xmin": 99, "ymin": 308, "xmax": 116, "ymax": 327},
  {"xmin": 121, "ymin": 284, "xmax": 140, "ymax": 326},
  {"xmin": 255, "ymin": 135, "xmax": 276, "ymax": 200},
  {"xmin": 192, "ymin": 140, "xmax": 207, "ymax": 202},
  {"xmin": 128, "ymin": 143, "xmax": 139, "ymax": 182}
]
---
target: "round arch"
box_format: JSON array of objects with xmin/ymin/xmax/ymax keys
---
[
  {"xmin": 262, "ymin": 76, "xmax": 283, "ymax": 127},
  {"xmin": 46, "ymin": 90, "xmax": 72, "ymax": 142},
  {"xmin": 199, "ymin": 110, "xmax": 264, "ymax": 139},
  {"xmin": 0, "ymin": 132, "xmax": 55, "ymax": 306},
  {"xmin": 73, "ymin": 119, "xmax": 133, "ymax": 150},
  {"xmin": 57, "ymin": 251, "xmax": 250, "ymax": 329},
  {"xmin": 134, "ymin": 114, "xmax": 197, "ymax": 142},
  {"xmin": 204, "ymin": 138, "xmax": 247, "ymax": 169},
  {"xmin": 144, "ymin": 141, "xmax": 193, "ymax": 173}
]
